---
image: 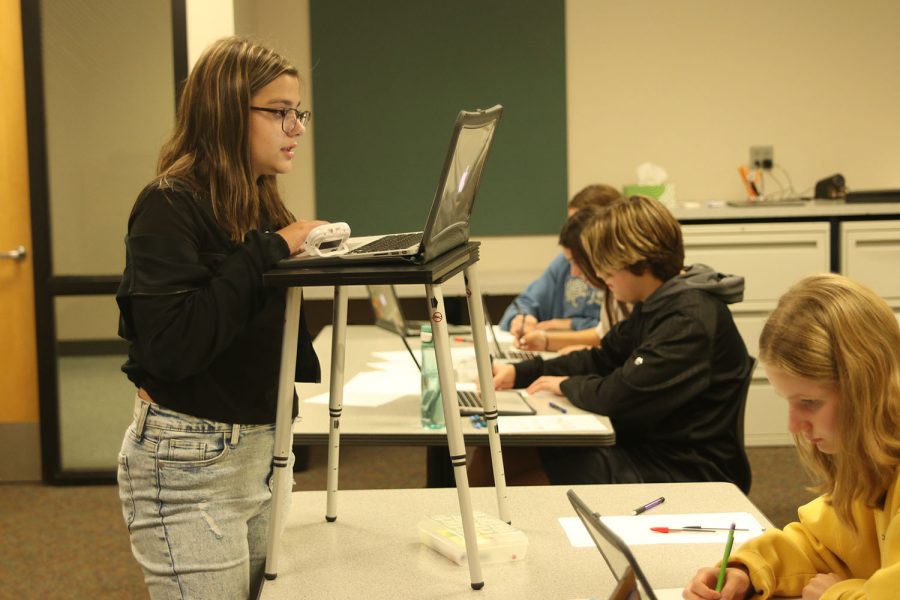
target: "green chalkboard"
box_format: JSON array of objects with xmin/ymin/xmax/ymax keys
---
[{"xmin": 309, "ymin": 0, "xmax": 567, "ymax": 236}]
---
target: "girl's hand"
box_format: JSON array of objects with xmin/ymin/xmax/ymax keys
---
[
  {"xmin": 518, "ymin": 330, "xmax": 549, "ymax": 351},
  {"xmin": 683, "ymin": 566, "xmax": 751, "ymax": 600},
  {"xmin": 277, "ymin": 219, "xmax": 330, "ymax": 255},
  {"xmin": 492, "ymin": 363, "xmax": 516, "ymax": 390},
  {"xmin": 535, "ymin": 318, "xmax": 572, "ymax": 331},
  {"xmin": 802, "ymin": 573, "xmax": 842, "ymax": 600},
  {"xmin": 510, "ymin": 314, "xmax": 537, "ymax": 344},
  {"xmin": 525, "ymin": 376, "xmax": 567, "ymax": 396}
]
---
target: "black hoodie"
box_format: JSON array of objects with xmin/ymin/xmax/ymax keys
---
[{"xmin": 514, "ymin": 264, "xmax": 753, "ymax": 489}]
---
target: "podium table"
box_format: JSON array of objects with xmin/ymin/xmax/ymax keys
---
[{"xmin": 262, "ymin": 242, "xmax": 507, "ymax": 590}]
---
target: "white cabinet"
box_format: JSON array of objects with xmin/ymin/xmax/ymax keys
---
[
  {"xmin": 682, "ymin": 222, "xmax": 831, "ymax": 445},
  {"xmin": 841, "ymin": 220, "xmax": 900, "ymax": 308},
  {"xmin": 683, "ymin": 222, "xmax": 831, "ymax": 309}
]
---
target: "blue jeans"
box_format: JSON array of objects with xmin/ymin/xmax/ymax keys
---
[{"xmin": 117, "ymin": 397, "xmax": 292, "ymax": 600}]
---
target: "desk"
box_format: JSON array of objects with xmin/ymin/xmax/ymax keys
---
[
  {"xmin": 259, "ymin": 482, "xmax": 772, "ymax": 599},
  {"xmin": 294, "ymin": 325, "xmax": 615, "ymax": 448},
  {"xmin": 295, "ymin": 325, "xmax": 615, "ymax": 487},
  {"xmin": 264, "ymin": 243, "xmax": 510, "ymax": 587}
]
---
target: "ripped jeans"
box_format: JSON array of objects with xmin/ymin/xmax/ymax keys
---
[{"xmin": 117, "ymin": 397, "xmax": 293, "ymax": 600}]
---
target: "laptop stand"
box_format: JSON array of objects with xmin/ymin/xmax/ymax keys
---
[{"xmin": 262, "ymin": 242, "xmax": 509, "ymax": 590}]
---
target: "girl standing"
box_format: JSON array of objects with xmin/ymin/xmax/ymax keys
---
[{"xmin": 116, "ymin": 37, "xmax": 324, "ymax": 599}]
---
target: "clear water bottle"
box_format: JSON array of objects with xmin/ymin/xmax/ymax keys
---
[{"xmin": 420, "ymin": 324, "xmax": 445, "ymax": 429}]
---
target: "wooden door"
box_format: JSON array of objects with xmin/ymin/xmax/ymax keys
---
[{"xmin": 0, "ymin": 0, "xmax": 41, "ymax": 481}]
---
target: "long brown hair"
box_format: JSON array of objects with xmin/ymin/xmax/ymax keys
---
[
  {"xmin": 560, "ymin": 206, "xmax": 629, "ymax": 328},
  {"xmin": 155, "ymin": 37, "xmax": 296, "ymax": 240},
  {"xmin": 759, "ymin": 274, "xmax": 900, "ymax": 527}
]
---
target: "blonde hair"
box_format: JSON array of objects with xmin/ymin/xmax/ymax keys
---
[
  {"xmin": 154, "ymin": 37, "xmax": 297, "ymax": 240},
  {"xmin": 759, "ymin": 274, "xmax": 900, "ymax": 527},
  {"xmin": 582, "ymin": 195, "xmax": 684, "ymax": 282}
]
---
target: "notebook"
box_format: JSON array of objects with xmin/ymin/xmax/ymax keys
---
[
  {"xmin": 567, "ymin": 490, "xmax": 685, "ymax": 600},
  {"xmin": 368, "ymin": 284, "xmax": 470, "ymax": 337},
  {"xmin": 382, "ymin": 319, "xmax": 535, "ymax": 416},
  {"xmin": 278, "ymin": 105, "xmax": 502, "ymax": 268}
]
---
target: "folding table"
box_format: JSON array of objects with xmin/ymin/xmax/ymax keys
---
[{"xmin": 261, "ymin": 242, "xmax": 507, "ymax": 590}]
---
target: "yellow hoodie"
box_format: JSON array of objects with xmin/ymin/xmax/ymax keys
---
[{"xmin": 729, "ymin": 468, "xmax": 900, "ymax": 599}]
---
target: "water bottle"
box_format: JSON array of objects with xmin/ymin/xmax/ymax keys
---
[{"xmin": 420, "ymin": 324, "xmax": 445, "ymax": 429}]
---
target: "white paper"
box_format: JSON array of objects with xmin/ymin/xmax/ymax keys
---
[
  {"xmin": 498, "ymin": 414, "xmax": 610, "ymax": 433},
  {"xmin": 559, "ymin": 512, "xmax": 766, "ymax": 548},
  {"xmin": 559, "ymin": 516, "xmax": 596, "ymax": 547},
  {"xmin": 304, "ymin": 370, "xmax": 419, "ymax": 407},
  {"xmin": 600, "ymin": 512, "xmax": 765, "ymax": 545}
]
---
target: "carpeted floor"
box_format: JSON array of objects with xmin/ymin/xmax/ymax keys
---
[{"xmin": 0, "ymin": 445, "xmax": 815, "ymax": 599}]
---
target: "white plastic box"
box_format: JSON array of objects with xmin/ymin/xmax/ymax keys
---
[{"xmin": 417, "ymin": 511, "xmax": 528, "ymax": 565}]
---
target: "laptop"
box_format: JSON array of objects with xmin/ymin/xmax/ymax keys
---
[
  {"xmin": 378, "ymin": 316, "xmax": 535, "ymax": 416},
  {"xmin": 368, "ymin": 284, "xmax": 470, "ymax": 337},
  {"xmin": 567, "ymin": 490, "xmax": 685, "ymax": 600},
  {"xmin": 278, "ymin": 104, "xmax": 503, "ymax": 268}
]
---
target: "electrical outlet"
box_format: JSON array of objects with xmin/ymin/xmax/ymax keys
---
[{"xmin": 750, "ymin": 145, "xmax": 774, "ymax": 169}]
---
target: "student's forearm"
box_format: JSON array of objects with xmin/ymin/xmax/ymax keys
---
[{"xmin": 544, "ymin": 329, "xmax": 599, "ymax": 352}]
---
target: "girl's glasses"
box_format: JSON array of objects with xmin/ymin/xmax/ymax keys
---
[{"xmin": 250, "ymin": 107, "xmax": 311, "ymax": 133}]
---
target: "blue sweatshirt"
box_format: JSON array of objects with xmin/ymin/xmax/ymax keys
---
[{"xmin": 499, "ymin": 253, "xmax": 601, "ymax": 331}]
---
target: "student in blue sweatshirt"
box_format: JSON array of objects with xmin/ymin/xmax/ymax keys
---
[{"xmin": 499, "ymin": 184, "xmax": 622, "ymax": 337}]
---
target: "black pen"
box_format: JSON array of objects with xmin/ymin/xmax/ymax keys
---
[
  {"xmin": 512, "ymin": 300, "xmax": 528, "ymax": 345},
  {"xmin": 632, "ymin": 496, "xmax": 665, "ymax": 515}
]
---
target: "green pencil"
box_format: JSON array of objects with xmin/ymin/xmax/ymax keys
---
[{"xmin": 715, "ymin": 523, "xmax": 737, "ymax": 592}]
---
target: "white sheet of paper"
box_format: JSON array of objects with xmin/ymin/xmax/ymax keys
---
[
  {"xmin": 498, "ymin": 414, "xmax": 610, "ymax": 433},
  {"xmin": 559, "ymin": 516, "xmax": 595, "ymax": 547},
  {"xmin": 303, "ymin": 370, "xmax": 419, "ymax": 407},
  {"xmin": 559, "ymin": 512, "xmax": 766, "ymax": 547},
  {"xmin": 601, "ymin": 512, "xmax": 766, "ymax": 545}
]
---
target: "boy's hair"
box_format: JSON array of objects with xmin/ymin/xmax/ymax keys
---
[
  {"xmin": 567, "ymin": 184, "xmax": 622, "ymax": 211},
  {"xmin": 581, "ymin": 195, "xmax": 684, "ymax": 282},
  {"xmin": 155, "ymin": 37, "xmax": 297, "ymax": 241},
  {"xmin": 759, "ymin": 273, "xmax": 900, "ymax": 529}
]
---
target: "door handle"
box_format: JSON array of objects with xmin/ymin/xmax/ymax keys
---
[{"xmin": 1, "ymin": 245, "xmax": 27, "ymax": 261}]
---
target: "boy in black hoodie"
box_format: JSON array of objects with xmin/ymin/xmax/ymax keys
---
[{"xmin": 479, "ymin": 196, "xmax": 753, "ymax": 490}]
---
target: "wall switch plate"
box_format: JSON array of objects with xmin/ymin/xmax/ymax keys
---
[{"xmin": 750, "ymin": 146, "xmax": 774, "ymax": 169}]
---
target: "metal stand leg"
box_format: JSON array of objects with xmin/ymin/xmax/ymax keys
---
[
  {"xmin": 426, "ymin": 283, "xmax": 485, "ymax": 590},
  {"xmin": 464, "ymin": 266, "xmax": 511, "ymax": 523},
  {"xmin": 264, "ymin": 288, "xmax": 302, "ymax": 580},
  {"xmin": 326, "ymin": 286, "xmax": 349, "ymax": 522}
]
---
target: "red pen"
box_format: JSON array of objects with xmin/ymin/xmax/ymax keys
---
[{"xmin": 651, "ymin": 526, "xmax": 749, "ymax": 533}]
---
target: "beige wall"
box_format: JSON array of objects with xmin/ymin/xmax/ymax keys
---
[
  {"xmin": 234, "ymin": 0, "xmax": 316, "ymax": 221},
  {"xmin": 565, "ymin": 0, "xmax": 900, "ymax": 201},
  {"xmin": 49, "ymin": 0, "xmax": 900, "ymax": 335}
]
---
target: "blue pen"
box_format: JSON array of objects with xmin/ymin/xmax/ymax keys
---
[{"xmin": 548, "ymin": 401, "xmax": 568, "ymax": 414}]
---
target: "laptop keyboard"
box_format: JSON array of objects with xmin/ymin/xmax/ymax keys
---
[
  {"xmin": 348, "ymin": 232, "xmax": 423, "ymax": 254},
  {"xmin": 504, "ymin": 349, "xmax": 537, "ymax": 360},
  {"xmin": 457, "ymin": 390, "xmax": 484, "ymax": 408}
]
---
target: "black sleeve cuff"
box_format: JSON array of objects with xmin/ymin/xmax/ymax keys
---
[{"xmin": 513, "ymin": 356, "xmax": 545, "ymax": 388}]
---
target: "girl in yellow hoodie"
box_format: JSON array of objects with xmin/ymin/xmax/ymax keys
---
[{"xmin": 684, "ymin": 273, "xmax": 900, "ymax": 600}]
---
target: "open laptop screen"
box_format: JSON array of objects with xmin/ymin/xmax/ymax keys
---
[
  {"xmin": 419, "ymin": 106, "xmax": 501, "ymax": 262},
  {"xmin": 368, "ymin": 284, "xmax": 406, "ymax": 337},
  {"xmin": 567, "ymin": 489, "xmax": 659, "ymax": 600}
]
